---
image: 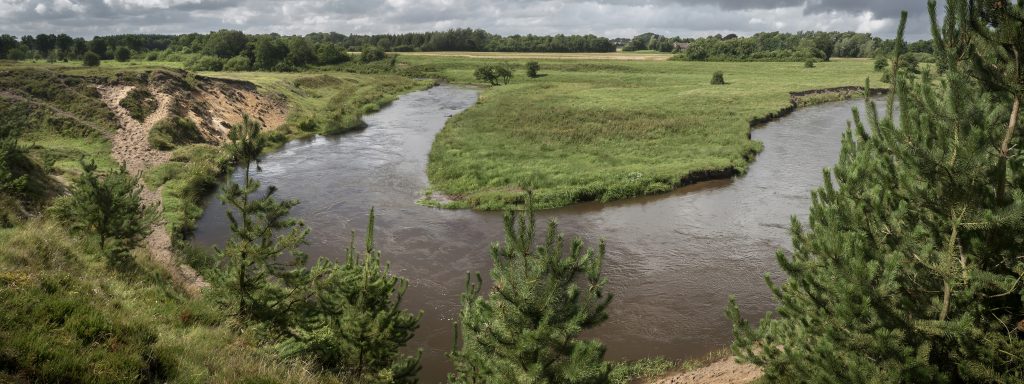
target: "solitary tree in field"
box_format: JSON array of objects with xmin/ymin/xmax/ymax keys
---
[
  {"xmin": 214, "ymin": 115, "xmax": 310, "ymax": 329},
  {"xmin": 55, "ymin": 160, "xmax": 156, "ymax": 265},
  {"xmin": 728, "ymin": 2, "xmax": 1024, "ymax": 382},
  {"xmin": 710, "ymin": 71, "xmax": 725, "ymax": 85},
  {"xmin": 82, "ymin": 51, "xmax": 100, "ymax": 67},
  {"xmin": 526, "ymin": 61, "xmax": 540, "ymax": 78},
  {"xmin": 114, "ymin": 46, "xmax": 130, "ymax": 62},
  {"xmin": 449, "ymin": 197, "xmax": 613, "ymax": 383},
  {"xmin": 284, "ymin": 209, "xmax": 422, "ymax": 383}
]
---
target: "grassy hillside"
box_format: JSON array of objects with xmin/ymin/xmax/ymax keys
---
[
  {"xmin": 0, "ymin": 221, "xmax": 343, "ymax": 383},
  {"xmin": 410, "ymin": 55, "xmax": 879, "ymax": 209}
]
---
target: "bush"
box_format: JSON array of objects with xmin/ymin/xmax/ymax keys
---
[
  {"xmin": 145, "ymin": 52, "xmax": 159, "ymax": 61},
  {"xmin": 874, "ymin": 56, "xmax": 888, "ymax": 71},
  {"xmin": 148, "ymin": 117, "xmax": 205, "ymax": 150},
  {"xmin": 82, "ymin": 52, "xmax": 100, "ymax": 67},
  {"xmin": 223, "ymin": 55, "xmax": 252, "ymax": 71},
  {"xmin": 184, "ymin": 55, "xmax": 224, "ymax": 71},
  {"xmin": 526, "ymin": 61, "xmax": 540, "ymax": 78},
  {"xmin": 474, "ymin": 65, "xmax": 513, "ymax": 85},
  {"xmin": 804, "ymin": 60, "xmax": 815, "ymax": 68},
  {"xmin": 360, "ymin": 45, "xmax": 386, "ymax": 63},
  {"xmin": 118, "ymin": 88, "xmax": 158, "ymax": 122},
  {"xmin": 114, "ymin": 47, "xmax": 131, "ymax": 62},
  {"xmin": 710, "ymin": 71, "xmax": 725, "ymax": 85}
]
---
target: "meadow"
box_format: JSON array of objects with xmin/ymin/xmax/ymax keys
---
[{"xmin": 406, "ymin": 54, "xmax": 881, "ymax": 209}]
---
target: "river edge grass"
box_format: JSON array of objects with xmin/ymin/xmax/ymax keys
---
[
  {"xmin": 412, "ymin": 56, "xmax": 883, "ymax": 210},
  {"xmin": 415, "ymin": 58, "xmax": 884, "ymax": 210}
]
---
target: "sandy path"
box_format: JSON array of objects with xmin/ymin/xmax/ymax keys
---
[
  {"xmin": 646, "ymin": 358, "xmax": 762, "ymax": 384},
  {"xmin": 99, "ymin": 85, "xmax": 208, "ymax": 296}
]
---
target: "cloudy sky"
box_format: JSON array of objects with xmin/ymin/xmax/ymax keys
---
[{"xmin": 1, "ymin": 0, "xmax": 938, "ymax": 40}]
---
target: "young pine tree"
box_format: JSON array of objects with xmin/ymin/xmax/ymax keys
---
[
  {"xmin": 449, "ymin": 197, "xmax": 613, "ymax": 384},
  {"xmin": 214, "ymin": 115, "xmax": 310, "ymax": 330},
  {"xmin": 54, "ymin": 159, "xmax": 156, "ymax": 265},
  {"xmin": 284, "ymin": 209, "xmax": 422, "ymax": 383},
  {"xmin": 727, "ymin": 3, "xmax": 1024, "ymax": 382}
]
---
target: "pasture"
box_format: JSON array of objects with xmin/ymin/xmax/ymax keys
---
[{"xmin": 407, "ymin": 54, "xmax": 880, "ymax": 209}]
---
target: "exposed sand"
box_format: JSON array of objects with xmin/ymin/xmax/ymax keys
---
[
  {"xmin": 96, "ymin": 71, "xmax": 288, "ymax": 296},
  {"xmin": 99, "ymin": 84, "xmax": 207, "ymax": 296},
  {"xmin": 646, "ymin": 357, "xmax": 762, "ymax": 384}
]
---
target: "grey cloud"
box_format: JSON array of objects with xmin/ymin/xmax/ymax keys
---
[{"xmin": 0, "ymin": 0, "xmax": 937, "ymax": 39}]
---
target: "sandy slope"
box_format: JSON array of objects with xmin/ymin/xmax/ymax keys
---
[
  {"xmin": 98, "ymin": 84, "xmax": 208, "ymax": 296},
  {"xmin": 646, "ymin": 358, "xmax": 762, "ymax": 384}
]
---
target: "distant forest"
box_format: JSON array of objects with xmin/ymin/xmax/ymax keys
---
[{"xmin": 0, "ymin": 28, "xmax": 933, "ymax": 72}]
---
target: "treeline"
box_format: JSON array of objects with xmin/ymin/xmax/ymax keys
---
[
  {"xmin": 0, "ymin": 28, "xmax": 614, "ymax": 64},
  {"xmin": 677, "ymin": 31, "xmax": 933, "ymax": 61}
]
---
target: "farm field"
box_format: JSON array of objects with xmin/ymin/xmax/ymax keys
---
[{"xmin": 409, "ymin": 54, "xmax": 881, "ymax": 209}]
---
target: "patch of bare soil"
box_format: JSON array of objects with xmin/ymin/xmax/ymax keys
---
[
  {"xmin": 97, "ymin": 70, "xmax": 288, "ymax": 296},
  {"xmin": 646, "ymin": 357, "xmax": 762, "ymax": 384}
]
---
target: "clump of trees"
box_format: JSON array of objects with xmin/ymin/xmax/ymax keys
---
[
  {"xmin": 677, "ymin": 31, "xmax": 933, "ymax": 62},
  {"xmin": 114, "ymin": 46, "xmax": 131, "ymax": 62},
  {"xmin": 449, "ymin": 198, "xmax": 613, "ymax": 383},
  {"xmin": 728, "ymin": 1, "xmax": 1024, "ymax": 381},
  {"xmin": 474, "ymin": 64, "xmax": 513, "ymax": 86},
  {"xmin": 621, "ymin": 32, "xmax": 682, "ymax": 52}
]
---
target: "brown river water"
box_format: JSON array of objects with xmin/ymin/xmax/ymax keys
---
[{"xmin": 192, "ymin": 85, "xmax": 879, "ymax": 382}]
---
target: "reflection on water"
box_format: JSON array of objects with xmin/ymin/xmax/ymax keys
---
[{"xmin": 192, "ymin": 85, "xmax": 881, "ymax": 382}]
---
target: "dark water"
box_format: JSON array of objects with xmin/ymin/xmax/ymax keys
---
[{"xmin": 192, "ymin": 85, "xmax": 876, "ymax": 382}]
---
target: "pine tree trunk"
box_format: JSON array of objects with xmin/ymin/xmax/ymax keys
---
[{"xmin": 997, "ymin": 96, "xmax": 1020, "ymax": 203}]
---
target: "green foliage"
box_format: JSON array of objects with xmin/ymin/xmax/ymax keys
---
[
  {"xmin": 710, "ymin": 71, "xmax": 725, "ymax": 85},
  {"xmin": 184, "ymin": 54, "xmax": 224, "ymax": 71},
  {"xmin": 473, "ymin": 64, "xmax": 512, "ymax": 85},
  {"xmin": 202, "ymin": 29, "xmax": 247, "ymax": 58},
  {"xmin": 360, "ymin": 45, "xmax": 386, "ymax": 63},
  {"xmin": 212, "ymin": 116, "xmax": 309, "ymax": 329},
  {"xmin": 82, "ymin": 51, "xmax": 100, "ymax": 67},
  {"xmin": 676, "ymin": 31, "xmax": 914, "ymax": 62},
  {"xmin": 608, "ymin": 357, "xmax": 674, "ymax": 384},
  {"xmin": 728, "ymin": 4, "xmax": 1024, "ymax": 382},
  {"xmin": 114, "ymin": 46, "xmax": 131, "ymax": 62},
  {"xmin": 526, "ymin": 61, "xmax": 540, "ymax": 78},
  {"xmin": 803, "ymin": 60, "xmax": 815, "ymax": 68},
  {"xmin": 449, "ymin": 198, "xmax": 613, "ymax": 383},
  {"xmin": 50, "ymin": 159, "xmax": 156, "ymax": 266},
  {"xmin": 283, "ymin": 209, "xmax": 422, "ymax": 383},
  {"xmin": 118, "ymin": 88, "xmax": 157, "ymax": 122},
  {"xmin": 152, "ymin": 144, "xmax": 229, "ymax": 237},
  {"xmin": 0, "ymin": 222, "xmax": 172, "ymax": 383},
  {"xmin": 148, "ymin": 116, "xmax": 204, "ymax": 150},
  {"xmin": 874, "ymin": 56, "xmax": 888, "ymax": 71},
  {"xmin": 223, "ymin": 55, "xmax": 252, "ymax": 71}
]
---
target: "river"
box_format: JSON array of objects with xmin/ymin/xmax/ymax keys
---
[{"xmin": 192, "ymin": 85, "xmax": 879, "ymax": 382}]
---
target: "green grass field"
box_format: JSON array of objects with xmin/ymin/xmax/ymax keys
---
[{"xmin": 405, "ymin": 55, "xmax": 880, "ymax": 209}]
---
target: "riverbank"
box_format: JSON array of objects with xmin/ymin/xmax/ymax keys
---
[{"xmin": 410, "ymin": 56, "xmax": 880, "ymax": 210}]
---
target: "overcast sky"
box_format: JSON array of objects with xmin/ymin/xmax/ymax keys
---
[{"xmin": 0, "ymin": 0, "xmax": 939, "ymax": 40}]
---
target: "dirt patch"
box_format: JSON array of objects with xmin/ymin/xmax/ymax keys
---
[
  {"xmin": 645, "ymin": 357, "xmax": 762, "ymax": 384},
  {"xmin": 97, "ymin": 70, "xmax": 288, "ymax": 296}
]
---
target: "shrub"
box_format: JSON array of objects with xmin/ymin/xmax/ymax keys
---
[
  {"xmin": 82, "ymin": 52, "xmax": 100, "ymax": 67},
  {"xmin": 804, "ymin": 60, "xmax": 815, "ymax": 68},
  {"xmin": 526, "ymin": 61, "xmax": 540, "ymax": 78},
  {"xmin": 873, "ymin": 56, "xmax": 888, "ymax": 71},
  {"xmin": 119, "ymin": 88, "xmax": 158, "ymax": 122},
  {"xmin": 223, "ymin": 55, "xmax": 252, "ymax": 71},
  {"xmin": 474, "ymin": 65, "xmax": 513, "ymax": 85},
  {"xmin": 710, "ymin": 71, "xmax": 725, "ymax": 85},
  {"xmin": 184, "ymin": 55, "xmax": 225, "ymax": 71},
  {"xmin": 114, "ymin": 47, "xmax": 131, "ymax": 62},
  {"xmin": 145, "ymin": 51, "xmax": 159, "ymax": 61},
  {"xmin": 360, "ymin": 45, "xmax": 386, "ymax": 63},
  {"xmin": 148, "ymin": 117, "xmax": 205, "ymax": 150}
]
